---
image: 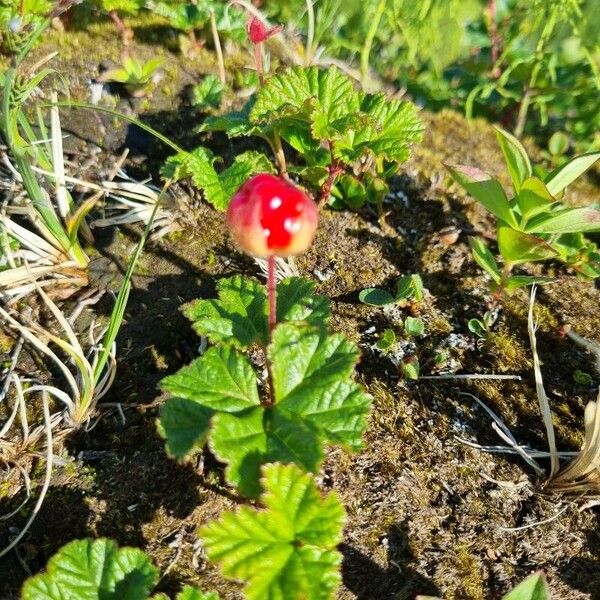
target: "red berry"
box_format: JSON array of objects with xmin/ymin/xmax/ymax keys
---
[
  {"xmin": 246, "ymin": 16, "xmax": 283, "ymax": 44},
  {"xmin": 226, "ymin": 174, "xmax": 318, "ymax": 258}
]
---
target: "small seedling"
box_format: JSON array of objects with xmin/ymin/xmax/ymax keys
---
[
  {"xmin": 376, "ymin": 328, "xmax": 396, "ymax": 353},
  {"xmin": 573, "ymin": 370, "xmax": 593, "ymax": 386},
  {"xmin": 419, "ymin": 571, "xmax": 550, "ymax": 600},
  {"xmin": 402, "ymin": 355, "xmax": 420, "ymax": 380},
  {"xmin": 468, "ymin": 310, "xmax": 497, "ymax": 339},
  {"xmin": 359, "ymin": 273, "xmax": 424, "ymax": 306},
  {"xmin": 404, "ymin": 316, "xmax": 425, "ymax": 337},
  {"xmin": 447, "ymin": 127, "xmax": 600, "ymax": 292},
  {"xmin": 191, "ymin": 74, "xmax": 225, "ymax": 109},
  {"xmin": 98, "ymin": 56, "xmax": 164, "ymax": 97}
]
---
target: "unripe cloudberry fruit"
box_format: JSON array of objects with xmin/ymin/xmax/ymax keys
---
[{"xmin": 226, "ymin": 174, "xmax": 318, "ymax": 258}]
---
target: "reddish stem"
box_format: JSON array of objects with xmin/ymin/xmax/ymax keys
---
[
  {"xmin": 488, "ymin": 0, "xmax": 501, "ymax": 78},
  {"xmin": 267, "ymin": 254, "xmax": 276, "ymax": 335},
  {"xmin": 109, "ymin": 10, "xmax": 132, "ymax": 45},
  {"xmin": 318, "ymin": 161, "xmax": 343, "ymax": 209},
  {"xmin": 254, "ymin": 42, "xmax": 264, "ymax": 85}
]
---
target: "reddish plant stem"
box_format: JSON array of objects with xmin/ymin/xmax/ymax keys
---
[
  {"xmin": 263, "ymin": 253, "xmax": 277, "ymax": 408},
  {"xmin": 109, "ymin": 10, "xmax": 132, "ymax": 46},
  {"xmin": 487, "ymin": 0, "xmax": 501, "ymax": 78},
  {"xmin": 267, "ymin": 253, "xmax": 277, "ymax": 335},
  {"xmin": 254, "ymin": 43, "xmax": 264, "ymax": 85},
  {"xmin": 318, "ymin": 161, "xmax": 343, "ymax": 209}
]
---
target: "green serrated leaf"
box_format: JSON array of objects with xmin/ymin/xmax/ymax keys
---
[
  {"xmin": 494, "ymin": 126, "xmax": 532, "ymax": 193},
  {"xmin": 183, "ymin": 276, "xmax": 329, "ymax": 348},
  {"xmin": 503, "ymin": 572, "xmax": 550, "ymax": 600},
  {"xmin": 161, "ymin": 146, "xmax": 216, "ymax": 183},
  {"xmin": 199, "ymin": 99, "xmax": 262, "ymax": 138},
  {"xmin": 217, "ymin": 151, "xmax": 275, "ymax": 208},
  {"xmin": 271, "ymin": 323, "xmax": 370, "ymax": 450},
  {"xmin": 250, "ymin": 66, "xmax": 361, "ymax": 141},
  {"xmin": 335, "ymin": 93, "xmax": 424, "ymax": 163},
  {"xmin": 184, "ymin": 276, "xmax": 269, "ymax": 348},
  {"xmin": 211, "ymin": 407, "xmax": 323, "ymax": 497},
  {"xmin": 276, "ymin": 278, "xmax": 330, "ymax": 327},
  {"xmin": 192, "ymin": 75, "xmax": 225, "ymax": 109},
  {"xmin": 160, "ymin": 346, "xmax": 260, "ymax": 412},
  {"xmin": 21, "ymin": 538, "xmax": 158, "ymax": 600},
  {"xmin": 199, "ymin": 463, "xmax": 345, "ymax": 600},
  {"xmin": 157, "ymin": 398, "xmax": 213, "ymax": 460}
]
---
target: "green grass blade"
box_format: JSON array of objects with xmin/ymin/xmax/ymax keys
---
[{"xmin": 93, "ymin": 184, "xmax": 167, "ymax": 383}]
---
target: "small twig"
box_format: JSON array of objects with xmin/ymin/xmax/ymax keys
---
[
  {"xmin": 498, "ymin": 503, "xmax": 570, "ymax": 532},
  {"xmin": 419, "ymin": 374, "xmax": 522, "ymax": 381},
  {"xmin": 210, "ymin": 9, "xmax": 227, "ymax": 85}
]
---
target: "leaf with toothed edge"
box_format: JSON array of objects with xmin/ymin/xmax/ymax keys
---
[{"xmin": 199, "ymin": 463, "xmax": 345, "ymax": 600}]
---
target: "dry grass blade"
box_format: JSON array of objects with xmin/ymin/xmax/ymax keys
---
[
  {"xmin": 547, "ymin": 390, "xmax": 600, "ymax": 495},
  {"xmin": 528, "ymin": 286, "xmax": 560, "ymax": 477}
]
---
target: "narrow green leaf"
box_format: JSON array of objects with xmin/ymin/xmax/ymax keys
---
[
  {"xmin": 469, "ymin": 237, "xmax": 501, "ymax": 283},
  {"xmin": 494, "ymin": 126, "xmax": 532, "ymax": 192},
  {"xmin": 199, "ymin": 463, "xmax": 345, "ymax": 600},
  {"xmin": 545, "ymin": 152, "xmax": 600, "ymax": 196},
  {"xmin": 446, "ymin": 163, "xmax": 518, "ymax": 228},
  {"xmin": 505, "ymin": 275, "xmax": 554, "ymax": 291},
  {"xmin": 160, "ymin": 346, "xmax": 260, "ymax": 412},
  {"xmin": 503, "ymin": 572, "xmax": 551, "ymax": 600},
  {"xmin": 524, "ymin": 207, "xmax": 600, "ymax": 234},
  {"xmin": 517, "ymin": 177, "xmax": 556, "ymax": 222},
  {"xmin": 176, "ymin": 588, "xmax": 221, "ymax": 600},
  {"xmin": 497, "ymin": 227, "xmax": 558, "ymax": 264},
  {"xmin": 21, "ymin": 539, "xmax": 158, "ymax": 600}
]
